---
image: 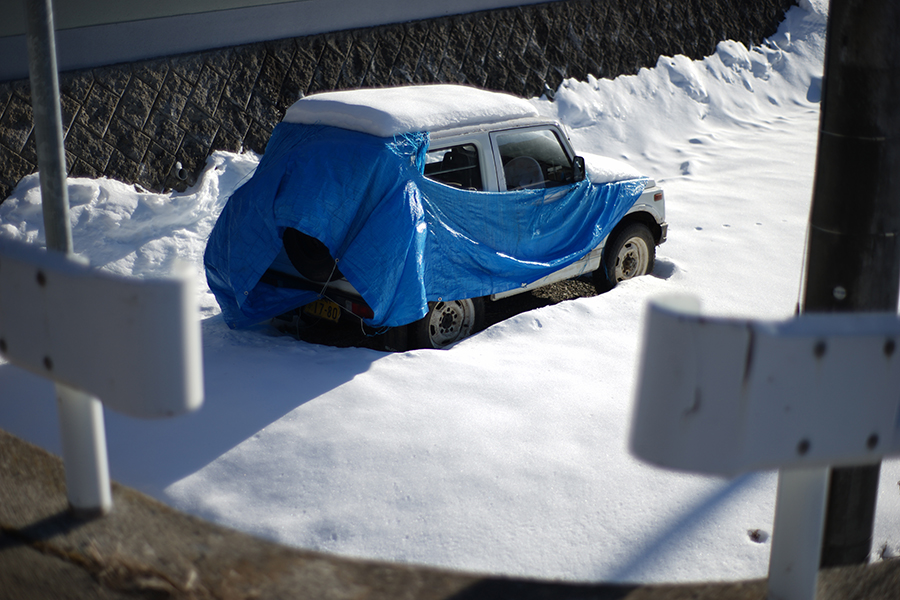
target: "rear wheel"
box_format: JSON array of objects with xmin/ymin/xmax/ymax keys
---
[
  {"xmin": 594, "ymin": 223, "xmax": 655, "ymax": 292},
  {"xmin": 410, "ymin": 298, "xmax": 484, "ymax": 349}
]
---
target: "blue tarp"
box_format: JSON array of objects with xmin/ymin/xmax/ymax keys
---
[{"xmin": 205, "ymin": 123, "xmax": 646, "ymax": 329}]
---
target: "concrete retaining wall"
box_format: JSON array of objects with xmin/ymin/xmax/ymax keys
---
[{"xmin": 0, "ymin": 0, "xmax": 796, "ymax": 201}]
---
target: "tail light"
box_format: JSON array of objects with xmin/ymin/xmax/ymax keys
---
[{"xmin": 351, "ymin": 302, "xmax": 374, "ymax": 319}]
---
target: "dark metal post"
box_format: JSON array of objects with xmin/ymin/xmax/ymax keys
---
[{"xmin": 802, "ymin": 0, "xmax": 900, "ymax": 567}]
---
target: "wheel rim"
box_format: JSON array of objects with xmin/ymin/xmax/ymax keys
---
[
  {"xmin": 426, "ymin": 299, "xmax": 477, "ymax": 348},
  {"xmin": 613, "ymin": 235, "xmax": 651, "ymax": 282}
]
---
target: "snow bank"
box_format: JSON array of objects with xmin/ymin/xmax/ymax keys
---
[{"xmin": 0, "ymin": 151, "xmax": 259, "ymax": 318}]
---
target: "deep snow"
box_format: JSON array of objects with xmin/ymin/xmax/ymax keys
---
[{"xmin": 2, "ymin": 0, "xmax": 899, "ymax": 585}]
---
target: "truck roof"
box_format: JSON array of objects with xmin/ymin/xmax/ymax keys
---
[{"xmin": 282, "ymin": 84, "xmax": 540, "ymax": 138}]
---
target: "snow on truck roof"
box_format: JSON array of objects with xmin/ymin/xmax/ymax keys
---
[{"xmin": 282, "ymin": 84, "xmax": 540, "ymax": 137}]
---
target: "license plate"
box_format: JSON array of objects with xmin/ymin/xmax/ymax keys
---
[{"xmin": 303, "ymin": 298, "xmax": 341, "ymax": 322}]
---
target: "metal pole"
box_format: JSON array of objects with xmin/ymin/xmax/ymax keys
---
[
  {"xmin": 24, "ymin": 0, "xmax": 112, "ymax": 517},
  {"xmin": 23, "ymin": 0, "xmax": 70, "ymax": 254},
  {"xmin": 801, "ymin": 0, "xmax": 900, "ymax": 567}
]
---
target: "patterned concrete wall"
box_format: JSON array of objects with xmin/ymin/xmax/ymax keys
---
[{"xmin": 0, "ymin": 0, "xmax": 797, "ymax": 201}]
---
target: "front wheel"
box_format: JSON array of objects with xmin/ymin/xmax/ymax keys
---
[
  {"xmin": 594, "ymin": 223, "xmax": 656, "ymax": 293},
  {"xmin": 410, "ymin": 298, "xmax": 484, "ymax": 349}
]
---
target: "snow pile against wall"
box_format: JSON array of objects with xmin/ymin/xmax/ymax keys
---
[{"xmin": 0, "ymin": 0, "xmax": 796, "ymax": 202}]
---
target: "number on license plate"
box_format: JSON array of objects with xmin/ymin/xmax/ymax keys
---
[{"xmin": 303, "ymin": 299, "xmax": 341, "ymax": 322}]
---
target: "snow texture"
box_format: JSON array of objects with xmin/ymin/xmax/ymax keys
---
[
  {"xmin": 283, "ymin": 84, "xmax": 540, "ymax": 137},
  {"xmin": 581, "ymin": 152, "xmax": 644, "ymax": 184},
  {"xmin": 2, "ymin": 0, "xmax": 899, "ymax": 586}
]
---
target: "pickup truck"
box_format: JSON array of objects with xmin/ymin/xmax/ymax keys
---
[{"xmin": 205, "ymin": 84, "xmax": 667, "ymax": 349}]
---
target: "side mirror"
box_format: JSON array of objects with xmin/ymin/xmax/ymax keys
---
[{"xmin": 573, "ymin": 156, "xmax": 586, "ymax": 182}]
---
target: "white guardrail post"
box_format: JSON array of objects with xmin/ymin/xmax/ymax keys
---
[
  {"xmin": 0, "ymin": 238, "xmax": 204, "ymax": 516},
  {"xmin": 630, "ymin": 296, "xmax": 900, "ymax": 600},
  {"xmin": 55, "ymin": 386, "xmax": 113, "ymax": 514},
  {"xmin": 768, "ymin": 467, "xmax": 830, "ymax": 600}
]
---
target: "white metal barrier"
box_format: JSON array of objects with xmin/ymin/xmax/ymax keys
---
[
  {"xmin": 631, "ymin": 296, "xmax": 900, "ymax": 600},
  {"xmin": 0, "ymin": 236, "xmax": 204, "ymax": 514}
]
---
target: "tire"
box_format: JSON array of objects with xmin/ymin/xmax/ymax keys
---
[
  {"xmin": 594, "ymin": 223, "xmax": 655, "ymax": 292},
  {"xmin": 410, "ymin": 298, "xmax": 484, "ymax": 349}
]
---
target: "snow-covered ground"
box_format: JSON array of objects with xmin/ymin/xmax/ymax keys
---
[{"xmin": 2, "ymin": 0, "xmax": 899, "ymax": 585}]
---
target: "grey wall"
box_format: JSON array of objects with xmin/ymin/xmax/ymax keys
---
[
  {"xmin": 0, "ymin": 0, "xmax": 560, "ymax": 81},
  {"xmin": 0, "ymin": 0, "xmax": 797, "ymax": 202}
]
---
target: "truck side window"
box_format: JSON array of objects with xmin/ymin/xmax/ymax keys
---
[
  {"xmin": 424, "ymin": 144, "xmax": 483, "ymax": 191},
  {"xmin": 495, "ymin": 129, "xmax": 576, "ymax": 191}
]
